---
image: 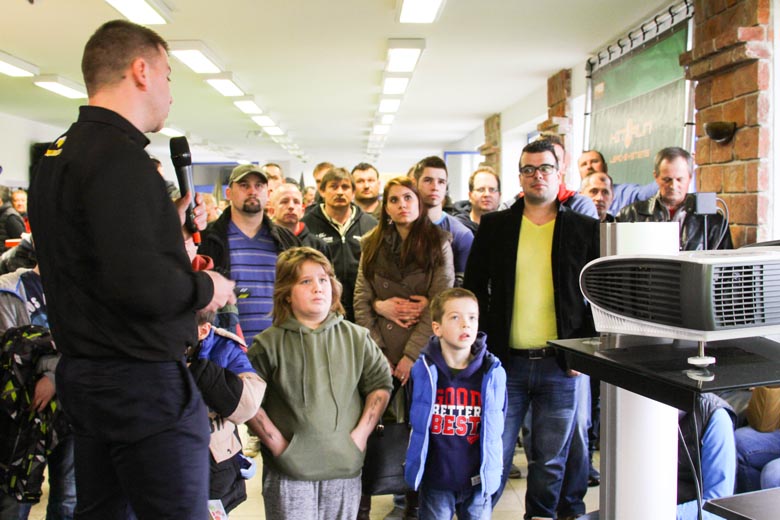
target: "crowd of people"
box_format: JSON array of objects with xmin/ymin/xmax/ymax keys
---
[{"xmin": 1, "ymin": 16, "xmax": 778, "ymax": 520}]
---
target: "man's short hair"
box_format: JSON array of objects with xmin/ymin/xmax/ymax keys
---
[
  {"xmin": 520, "ymin": 140, "xmax": 559, "ymax": 170},
  {"xmin": 313, "ymin": 162, "xmax": 334, "ymax": 178},
  {"xmin": 430, "ymin": 287, "xmax": 479, "ymax": 323},
  {"xmin": 468, "ymin": 166, "xmax": 501, "ymax": 193},
  {"xmin": 0, "ymin": 186, "xmax": 11, "ymax": 204},
  {"xmin": 412, "ymin": 156, "xmax": 448, "ymax": 181},
  {"xmin": 653, "ymin": 147, "xmax": 693, "ymax": 177},
  {"xmin": 319, "ymin": 167, "xmax": 355, "ymax": 191},
  {"xmin": 537, "ymin": 132, "xmax": 564, "ymax": 151},
  {"xmin": 351, "ymin": 162, "xmax": 378, "ymax": 177},
  {"xmin": 581, "ymin": 171, "xmax": 614, "ymax": 192},
  {"xmin": 261, "ymin": 163, "xmax": 283, "ymax": 176},
  {"xmin": 195, "ymin": 309, "xmax": 216, "ymax": 327},
  {"xmin": 581, "ymin": 150, "xmax": 609, "ymax": 173},
  {"xmin": 81, "ymin": 20, "xmax": 169, "ymax": 96}
]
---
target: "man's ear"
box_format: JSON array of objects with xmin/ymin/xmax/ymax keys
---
[
  {"xmin": 431, "ymin": 320, "xmax": 441, "ymax": 337},
  {"xmin": 130, "ymin": 57, "xmax": 150, "ymax": 90}
]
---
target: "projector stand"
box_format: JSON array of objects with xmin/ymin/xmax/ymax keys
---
[{"xmin": 687, "ymin": 340, "xmax": 716, "ymax": 367}]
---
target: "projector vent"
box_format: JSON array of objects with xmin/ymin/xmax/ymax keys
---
[
  {"xmin": 713, "ymin": 264, "xmax": 780, "ymax": 327},
  {"xmin": 581, "ymin": 260, "xmax": 683, "ymax": 327}
]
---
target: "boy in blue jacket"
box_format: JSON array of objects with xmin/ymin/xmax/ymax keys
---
[{"xmin": 405, "ymin": 288, "xmax": 507, "ymax": 520}]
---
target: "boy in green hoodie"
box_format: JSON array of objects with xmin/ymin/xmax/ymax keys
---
[{"xmin": 247, "ymin": 247, "xmax": 392, "ymax": 520}]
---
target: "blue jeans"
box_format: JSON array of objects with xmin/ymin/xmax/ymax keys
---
[
  {"xmin": 558, "ymin": 374, "xmax": 590, "ymax": 517},
  {"xmin": 419, "ymin": 485, "xmax": 491, "ymax": 520},
  {"xmin": 735, "ymin": 425, "xmax": 780, "ymax": 492},
  {"xmin": 493, "ymin": 355, "xmax": 577, "ymax": 519},
  {"xmin": 1, "ymin": 434, "xmax": 76, "ymax": 520}
]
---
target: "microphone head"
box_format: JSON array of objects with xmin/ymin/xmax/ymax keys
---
[{"xmin": 170, "ymin": 136, "xmax": 192, "ymax": 168}]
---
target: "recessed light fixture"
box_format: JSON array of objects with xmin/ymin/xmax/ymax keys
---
[
  {"xmin": 159, "ymin": 127, "xmax": 185, "ymax": 137},
  {"xmin": 382, "ymin": 75, "xmax": 410, "ymax": 95},
  {"xmin": 380, "ymin": 114, "xmax": 395, "ymax": 125},
  {"xmin": 386, "ymin": 39, "xmax": 426, "ymax": 73},
  {"xmin": 251, "ymin": 115, "xmax": 276, "ymax": 127},
  {"xmin": 378, "ymin": 98, "xmax": 402, "ymax": 113},
  {"xmin": 169, "ymin": 41, "xmax": 223, "ymax": 73},
  {"xmin": 204, "ymin": 73, "xmax": 244, "ymax": 97},
  {"xmin": 264, "ymin": 126, "xmax": 285, "ymax": 136},
  {"xmin": 233, "ymin": 96, "xmax": 263, "ymax": 115},
  {"xmin": 372, "ymin": 124, "xmax": 391, "ymax": 135},
  {"xmin": 104, "ymin": 0, "xmax": 171, "ymax": 25},
  {"xmin": 399, "ymin": 0, "xmax": 446, "ymax": 23},
  {"xmin": 0, "ymin": 51, "xmax": 39, "ymax": 77},
  {"xmin": 33, "ymin": 75, "xmax": 87, "ymax": 99}
]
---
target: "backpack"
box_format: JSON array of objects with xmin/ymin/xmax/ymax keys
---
[{"xmin": 0, "ymin": 325, "xmax": 68, "ymax": 502}]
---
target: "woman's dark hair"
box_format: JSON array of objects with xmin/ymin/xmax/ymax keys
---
[{"xmin": 360, "ymin": 176, "xmax": 446, "ymax": 279}]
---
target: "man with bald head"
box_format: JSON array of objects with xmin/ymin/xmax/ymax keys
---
[{"xmin": 271, "ymin": 182, "xmax": 329, "ymax": 256}]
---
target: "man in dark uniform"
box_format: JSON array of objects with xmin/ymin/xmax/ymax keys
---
[{"xmin": 29, "ymin": 20, "xmax": 235, "ymax": 519}]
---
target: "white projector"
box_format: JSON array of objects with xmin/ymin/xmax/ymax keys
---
[{"xmin": 580, "ymin": 247, "xmax": 780, "ymax": 342}]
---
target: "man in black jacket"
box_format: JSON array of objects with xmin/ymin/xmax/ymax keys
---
[
  {"xmin": 199, "ymin": 165, "xmax": 299, "ymax": 342},
  {"xmin": 29, "ymin": 20, "xmax": 235, "ymax": 519},
  {"xmin": 464, "ymin": 140, "xmax": 599, "ymax": 520},
  {"xmin": 302, "ymin": 167, "xmax": 376, "ymax": 322},
  {"xmin": 617, "ymin": 147, "xmax": 733, "ymax": 250}
]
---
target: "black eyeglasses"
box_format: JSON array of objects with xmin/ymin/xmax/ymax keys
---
[{"xmin": 519, "ymin": 164, "xmax": 557, "ymax": 177}]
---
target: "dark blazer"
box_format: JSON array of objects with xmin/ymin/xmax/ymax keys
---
[{"xmin": 463, "ymin": 198, "xmax": 600, "ymax": 364}]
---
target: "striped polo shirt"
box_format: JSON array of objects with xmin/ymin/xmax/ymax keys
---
[{"xmin": 228, "ymin": 221, "xmax": 277, "ymax": 342}]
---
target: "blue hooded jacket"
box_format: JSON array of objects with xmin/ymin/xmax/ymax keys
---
[{"xmin": 404, "ymin": 332, "xmax": 506, "ymax": 496}]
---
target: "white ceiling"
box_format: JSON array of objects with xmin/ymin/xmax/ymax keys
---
[{"xmin": 1, "ymin": 0, "xmax": 672, "ymax": 176}]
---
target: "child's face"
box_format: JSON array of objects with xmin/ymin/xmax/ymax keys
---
[
  {"xmin": 290, "ymin": 260, "xmax": 333, "ymax": 325},
  {"xmin": 432, "ymin": 298, "xmax": 479, "ymax": 351}
]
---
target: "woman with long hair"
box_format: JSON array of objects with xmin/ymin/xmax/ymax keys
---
[{"xmin": 354, "ymin": 176, "xmax": 454, "ymax": 519}]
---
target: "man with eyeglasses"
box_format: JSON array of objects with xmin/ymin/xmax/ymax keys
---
[
  {"xmin": 453, "ymin": 166, "xmax": 501, "ymax": 235},
  {"xmin": 464, "ymin": 140, "xmax": 599, "ymax": 520}
]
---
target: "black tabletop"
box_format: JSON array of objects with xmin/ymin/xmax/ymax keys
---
[{"xmin": 550, "ymin": 335, "xmax": 780, "ymax": 411}]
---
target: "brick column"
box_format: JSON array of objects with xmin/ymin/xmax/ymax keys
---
[
  {"xmin": 479, "ymin": 114, "xmax": 501, "ymax": 175},
  {"xmin": 680, "ymin": 0, "xmax": 772, "ymax": 246},
  {"xmin": 538, "ymin": 69, "xmax": 573, "ymax": 148}
]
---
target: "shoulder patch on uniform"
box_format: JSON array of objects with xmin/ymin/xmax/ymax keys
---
[{"xmin": 44, "ymin": 136, "xmax": 67, "ymax": 157}]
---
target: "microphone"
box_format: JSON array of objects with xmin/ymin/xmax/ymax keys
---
[{"xmin": 169, "ymin": 136, "xmax": 201, "ymax": 246}]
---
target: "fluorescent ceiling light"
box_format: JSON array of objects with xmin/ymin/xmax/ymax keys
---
[
  {"xmin": 264, "ymin": 126, "xmax": 284, "ymax": 136},
  {"xmin": 104, "ymin": 0, "xmax": 171, "ymax": 25},
  {"xmin": 159, "ymin": 127, "xmax": 185, "ymax": 137},
  {"xmin": 0, "ymin": 51, "xmax": 39, "ymax": 77},
  {"xmin": 233, "ymin": 97, "xmax": 263, "ymax": 114},
  {"xmin": 373, "ymin": 125, "xmax": 391, "ymax": 135},
  {"xmin": 380, "ymin": 114, "xmax": 395, "ymax": 125},
  {"xmin": 399, "ymin": 0, "xmax": 445, "ymax": 23},
  {"xmin": 386, "ymin": 39, "xmax": 425, "ymax": 73},
  {"xmin": 251, "ymin": 115, "xmax": 276, "ymax": 127},
  {"xmin": 33, "ymin": 75, "xmax": 87, "ymax": 99},
  {"xmin": 169, "ymin": 41, "xmax": 222, "ymax": 73},
  {"xmin": 236, "ymin": 159, "xmax": 251, "ymax": 165},
  {"xmin": 204, "ymin": 73, "xmax": 244, "ymax": 97},
  {"xmin": 378, "ymin": 98, "xmax": 401, "ymax": 113},
  {"xmin": 382, "ymin": 76, "xmax": 410, "ymax": 95}
]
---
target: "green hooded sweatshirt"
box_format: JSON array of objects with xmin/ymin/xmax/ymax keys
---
[{"xmin": 248, "ymin": 312, "xmax": 392, "ymax": 481}]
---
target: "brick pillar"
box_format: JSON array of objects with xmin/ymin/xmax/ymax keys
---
[
  {"xmin": 680, "ymin": 0, "xmax": 772, "ymax": 246},
  {"xmin": 538, "ymin": 69, "xmax": 573, "ymax": 148},
  {"xmin": 479, "ymin": 114, "xmax": 501, "ymax": 175}
]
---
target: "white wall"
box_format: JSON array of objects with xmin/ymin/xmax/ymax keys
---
[{"xmin": 0, "ymin": 112, "xmax": 66, "ymax": 187}]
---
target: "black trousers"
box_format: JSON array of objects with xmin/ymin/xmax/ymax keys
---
[{"xmin": 56, "ymin": 356, "xmax": 210, "ymax": 520}]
